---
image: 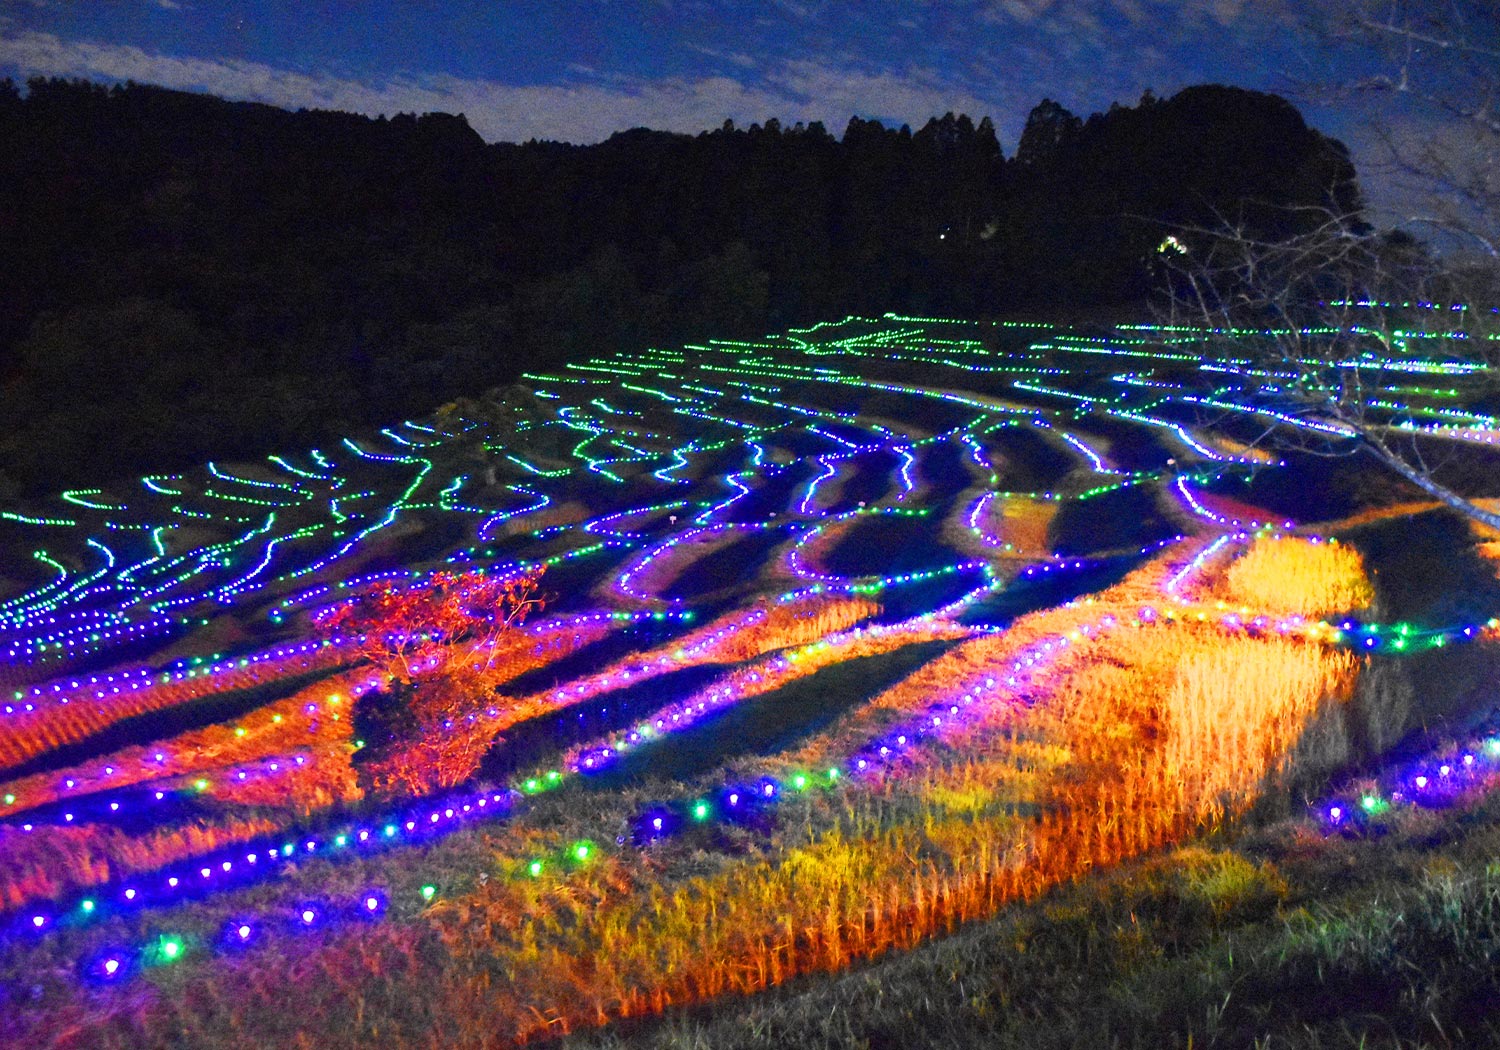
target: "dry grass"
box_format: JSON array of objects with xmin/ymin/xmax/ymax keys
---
[
  {"xmin": 0, "ymin": 671, "xmax": 363, "ymax": 820},
  {"xmin": 303, "ymin": 550, "xmax": 1360, "ymax": 1044},
  {"xmin": 0, "ymin": 643, "xmax": 351, "ymax": 771},
  {"xmin": 182, "ymin": 596, "xmax": 1358, "ymax": 1047},
  {"xmin": 0, "ymin": 540, "xmax": 1379, "ymax": 1047},
  {"xmin": 1032, "ymin": 628, "xmax": 1358, "ymax": 853},
  {"xmin": 0, "ymin": 815, "xmax": 282, "ymax": 908},
  {"xmin": 1218, "ymin": 534, "xmax": 1374, "ymax": 618},
  {"xmin": 376, "ymin": 597, "xmax": 886, "ymax": 795}
]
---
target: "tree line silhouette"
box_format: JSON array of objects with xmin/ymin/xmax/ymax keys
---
[{"xmin": 0, "ymin": 77, "xmax": 1361, "ymax": 494}]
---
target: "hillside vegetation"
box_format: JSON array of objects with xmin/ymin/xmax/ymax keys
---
[
  {"xmin": 0, "ymin": 316, "xmax": 1497, "ymax": 1047},
  {"xmin": 0, "ymin": 79, "xmax": 1358, "ymax": 493}
]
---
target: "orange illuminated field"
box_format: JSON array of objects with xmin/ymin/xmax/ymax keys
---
[{"xmin": 2, "ymin": 316, "xmax": 1497, "ymax": 1049}]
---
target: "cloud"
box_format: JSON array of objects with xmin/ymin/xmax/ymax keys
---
[
  {"xmin": 684, "ymin": 44, "xmax": 758, "ymax": 69},
  {"xmin": 772, "ymin": 1, "xmax": 820, "ymax": 19},
  {"xmin": 978, "ymin": 0, "xmax": 1056, "ymax": 25},
  {"xmin": 767, "ymin": 59, "xmax": 1001, "ymax": 124},
  {"xmin": 152, "ymin": 0, "xmax": 189, "ymax": 11},
  {"xmin": 0, "ymin": 29, "xmax": 1012, "ymax": 142}
]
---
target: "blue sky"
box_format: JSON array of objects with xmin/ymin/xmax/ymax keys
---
[
  {"xmin": 0, "ymin": 1, "xmax": 1354, "ymax": 141},
  {"xmin": 0, "ymin": 1, "xmax": 1448, "ymax": 222}
]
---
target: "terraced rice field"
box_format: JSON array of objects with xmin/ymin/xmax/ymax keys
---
[{"xmin": 2, "ymin": 313, "xmax": 1498, "ymax": 1047}]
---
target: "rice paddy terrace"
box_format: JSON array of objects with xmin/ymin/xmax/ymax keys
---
[{"xmin": 2, "ymin": 314, "xmax": 1500, "ymax": 1047}]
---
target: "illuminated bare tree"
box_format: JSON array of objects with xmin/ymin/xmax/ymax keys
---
[
  {"xmin": 1156, "ymin": 0, "xmax": 1500, "ymax": 530},
  {"xmin": 1330, "ymin": 0, "xmax": 1499, "ymax": 256}
]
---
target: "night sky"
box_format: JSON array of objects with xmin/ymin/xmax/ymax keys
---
[{"xmin": 0, "ymin": 1, "xmax": 1447, "ymax": 222}]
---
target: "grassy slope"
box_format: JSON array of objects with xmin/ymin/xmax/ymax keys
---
[
  {"xmin": 566, "ymin": 791, "xmax": 1500, "ymax": 1050},
  {"xmin": 560, "ymin": 505, "xmax": 1500, "ymax": 1050}
]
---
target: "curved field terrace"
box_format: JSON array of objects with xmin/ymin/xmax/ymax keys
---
[{"xmin": 1, "ymin": 314, "xmax": 1499, "ymax": 1048}]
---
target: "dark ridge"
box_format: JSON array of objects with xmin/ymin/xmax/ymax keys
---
[
  {"xmin": 578, "ymin": 638, "xmax": 957, "ymax": 787},
  {"xmin": 1047, "ymin": 483, "xmax": 1177, "ymax": 556},
  {"xmin": 0, "ymin": 77, "xmax": 1359, "ymax": 494}
]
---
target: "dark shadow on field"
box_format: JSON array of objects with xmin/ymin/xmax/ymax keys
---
[
  {"xmin": 958, "ymin": 554, "xmax": 1146, "ymax": 631},
  {"xmin": 677, "ymin": 446, "xmax": 747, "ymax": 488},
  {"xmin": 581, "ymin": 639, "xmax": 958, "ymax": 788},
  {"xmin": 1369, "ymin": 644, "xmax": 1500, "ymax": 754},
  {"xmin": 1047, "ymin": 484, "xmax": 1176, "ymax": 556},
  {"xmin": 765, "ymin": 429, "xmax": 847, "ymax": 459},
  {"xmin": 823, "ymin": 507, "xmax": 957, "ymax": 578},
  {"xmin": 917, "ymin": 441, "xmax": 973, "ymax": 503},
  {"xmin": 1200, "ymin": 436, "xmax": 1500, "ymax": 526},
  {"xmin": 1, "ymin": 622, "xmax": 193, "ymax": 688},
  {"xmin": 456, "ymin": 536, "xmax": 635, "ymax": 619},
  {"xmin": 0, "ymin": 781, "xmax": 221, "ymax": 832},
  {"xmin": 819, "ymin": 421, "xmax": 876, "ymax": 446},
  {"xmin": 1254, "ymin": 642, "xmax": 1500, "ymax": 824},
  {"xmin": 1343, "ymin": 508, "xmax": 1500, "ymax": 626},
  {"xmin": 782, "ymin": 380, "xmax": 862, "ymax": 417},
  {"xmin": 1200, "ymin": 454, "xmax": 1395, "ymax": 523},
  {"xmin": 0, "ymin": 666, "xmax": 340, "ymax": 785},
  {"xmin": 826, "ymin": 451, "xmax": 895, "ymax": 512},
  {"xmin": 515, "ymin": 545, "xmax": 637, "ymax": 616},
  {"xmin": 499, "ymin": 618, "xmax": 699, "ymax": 697},
  {"xmin": 851, "ymin": 388, "xmax": 975, "ymax": 433},
  {"xmin": 1071, "ymin": 416, "xmax": 1176, "ymax": 472},
  {"xmin": 989, "ymin": 427, "xmax": 1076, "ymax": 492},
  {"xmin": 478, "ymin": 661, "xmax": 733, "ymax": 782},
  {"xmin": 715, "ymin": 463, "xmax": 815, "ymax": 523},
  {"xmin": 1255, "ymin": 510, "xmax": 1500, "ymax": 808},
  {"xmin": 379, "ymin": 513, "xmax": 479, "ymax": 569},
  {"xmin": 664, "ymin": 529, "xmax": 790, "ymax": 602},
  {"xmin": 873, "ymin": 568, "xmax": 989, "ymax": 623},
  {"xmin": 1419, "ymin": 438, "xmax": 1500, "ymax": 500}
]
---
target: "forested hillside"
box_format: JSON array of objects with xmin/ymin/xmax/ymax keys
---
[{"xmin": 0, "ymin": 79, "xmax": 1361, "ymax": 493}]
